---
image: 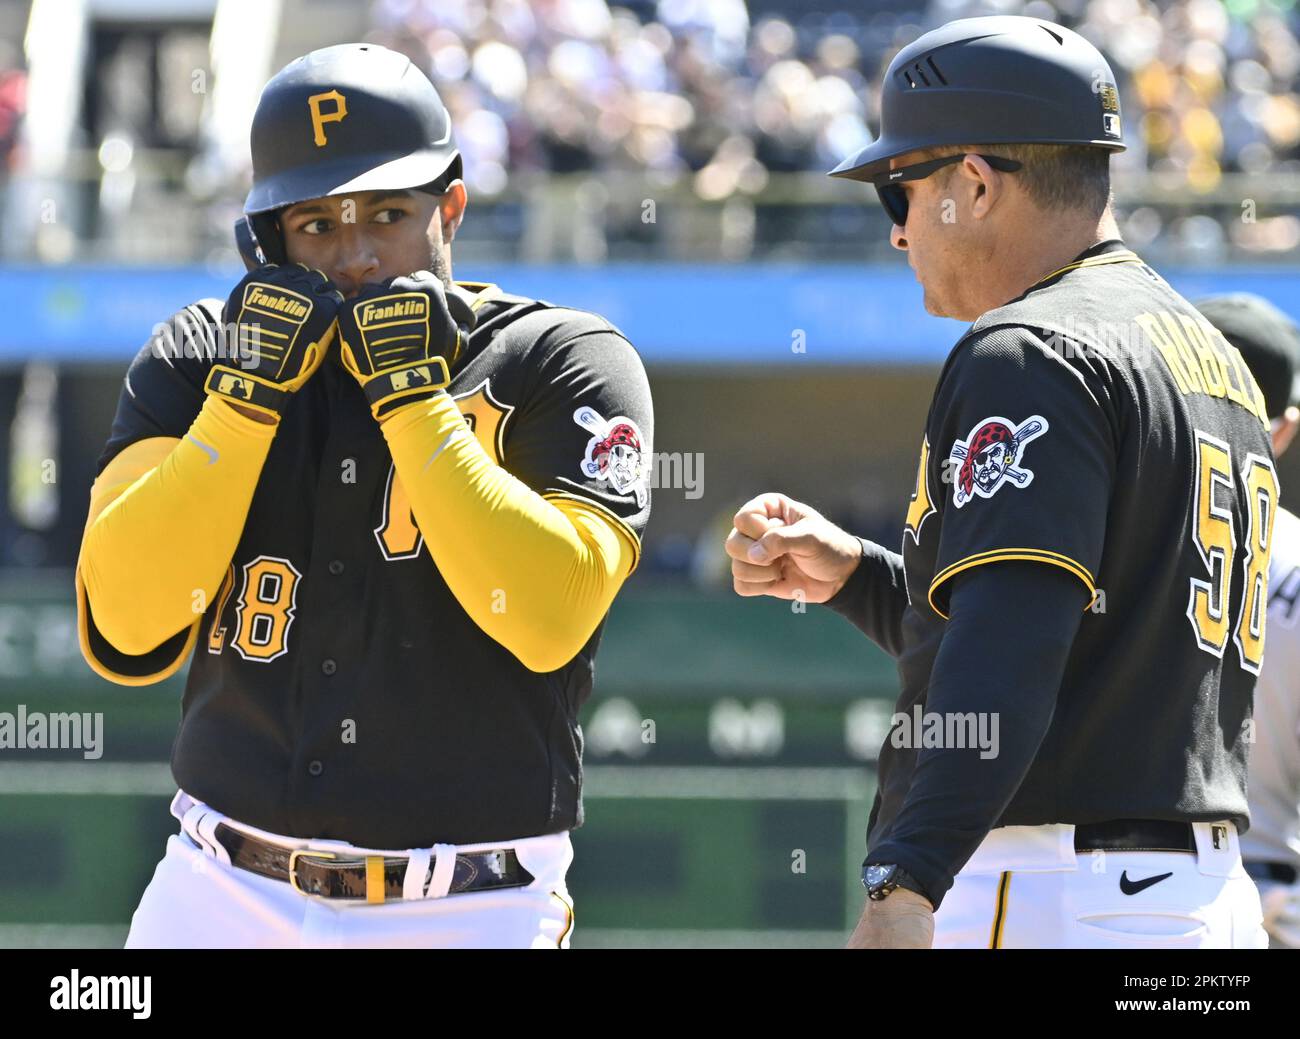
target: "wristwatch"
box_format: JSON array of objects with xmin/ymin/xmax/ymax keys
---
[{"xmin": 862, "ymin": 863, "xmax": 931, "ymax": 904}]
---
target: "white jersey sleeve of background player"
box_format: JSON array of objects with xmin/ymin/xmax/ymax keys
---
[{"xmin": 1241, "ymin": 505, "xmax": 1300, "ymax": 870}]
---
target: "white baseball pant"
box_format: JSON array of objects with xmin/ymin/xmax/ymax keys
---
[
  {"xmin": 124, "ymin": 791, "xmax": 575, "ymax": 949},
  {"xmin": 930, "ymin": 822, "xmax": 1268, "ymax": 948}
]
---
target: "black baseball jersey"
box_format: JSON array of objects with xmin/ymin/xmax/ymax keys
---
[
  {"xmin": 870, "ymin": 239, "xmax": 1277, "ymax": 848},
  {"xmin": 84, "ymin": 283, "xmax": 653, "ymax": 848}
]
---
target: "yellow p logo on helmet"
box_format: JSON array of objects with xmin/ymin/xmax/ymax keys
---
[{"xmin": 307, "ymin": 89, "xmax": 348, "ymax": 147}]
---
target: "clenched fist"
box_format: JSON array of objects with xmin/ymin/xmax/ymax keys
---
[
  {"xmin": 335, "ymin": 271, "xmax": 477, "ymax": 420},
  {"xmin": 205, "ymin": 263, "xmax": 343, "ymax": 420},
  {"xmin": 725, "ymin": 492, "xmax": 864, "ymax": 603}
]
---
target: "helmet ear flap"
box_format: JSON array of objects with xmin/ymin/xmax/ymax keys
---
[
  {"xmin": 249, "ymin": 212, "xmax": 288, "ymax": 265},
  {"xmin": 234, "ymin": 217, "xmax": 266, "ymax": 270},
  {"xmin": 419, "ymin": 152, "xmax": 464, "ymax": 196},
  {"xmin": 443, "ymin": 153, "xmax": 463, "ymax": 187}
]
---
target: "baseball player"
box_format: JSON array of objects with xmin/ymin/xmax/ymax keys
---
[
  {"xmin": 1196, "ymin": 294, "xmax": 1300, "ymax": 949},
  {"xmin": 74, "ymin": 43, "xmax": 653, "ymax": 948},
  {"xmin": 727, "ymin": 16, "xmax": 1272, "ymax": 948}
]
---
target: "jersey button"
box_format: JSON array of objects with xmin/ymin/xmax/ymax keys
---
[
  {"xmin": 307, "ymin": 760, "xmax": 324, "ymax": 777},
  {"xmin": 328, "ymin": 560, "xmax": 344, "ymax": 576},
  {"xmin": 321, "ymin": 659, "xmax": 337, "ymax": 676}
]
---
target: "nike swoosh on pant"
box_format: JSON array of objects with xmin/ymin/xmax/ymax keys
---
[
  {"xmin": 1119, "ymin": 870, "xmax": 1174, "ymax": 895},
  {"xmin": 186, "ymin": 435, "xmax": 219, "ymax": 465}
]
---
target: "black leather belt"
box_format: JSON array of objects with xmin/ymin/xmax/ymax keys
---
[
  {"xmin": 1244, "ymin": 860, "xmax": 1299, "ymax": 885},
  {"xmin": 213, "ymin": 823, "xmax": 535, "ymax": 902},
  {"xmin": 1073, "ymin": 819, "xmax": 1198, "ymax": 853}
]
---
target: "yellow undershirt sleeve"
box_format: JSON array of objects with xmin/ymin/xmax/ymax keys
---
[
  {"xmin": 77, "ymin": 397, "xmax": 279, "ymax": 670},
  {"xmin": 380, "ymin": 391, "xmax": 639, "ymax": 673}
]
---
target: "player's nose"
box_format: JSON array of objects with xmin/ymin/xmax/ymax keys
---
[
  {"xmin": 890, "ymin": 222, "xmax": 908, "ymax": 251},
  {"xmin": 333, "ymin": 240, "xmax": 380, "ymax": 295}
]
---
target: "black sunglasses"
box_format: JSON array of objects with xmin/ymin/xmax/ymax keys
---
[{"xmin": 871, "ymin": 153, "xmax": 1023, "ymax": 227}]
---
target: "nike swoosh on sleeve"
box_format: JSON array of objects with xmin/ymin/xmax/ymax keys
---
[
  {"xmin": 424, "ymin": 426, "xmax": 466, "ymax": 471},
  {"xmin": 185, "ymin": 435, "xmax": 219, "ymax": 464}
]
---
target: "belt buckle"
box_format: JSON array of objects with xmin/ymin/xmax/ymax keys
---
[{"xmin": 288, "ymin": 848, "xmax": 338, "ymax": 896}]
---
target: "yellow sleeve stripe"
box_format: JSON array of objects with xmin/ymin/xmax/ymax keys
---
[
  {"xmin": 543, "ymin": 491, "xmax": 642, "ymax": 575},
  {"xmin": 927, "ymin": 548, "xmax": 1096, "ymax": 621}
]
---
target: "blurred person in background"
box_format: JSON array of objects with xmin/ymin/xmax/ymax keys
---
[{"xmin": 1197, "ymin": 292, "xmax": 1300, "ymax": 949}]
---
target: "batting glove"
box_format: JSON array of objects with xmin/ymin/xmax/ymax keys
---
[
  {"xmin": 205, "ymin": 263, "xmax": 344, "ymax": 418},
  {"xmin": 335, "ymin": 271, "xmax": 477, "ymax": 420}
]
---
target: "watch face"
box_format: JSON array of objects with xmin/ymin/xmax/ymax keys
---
[{"xmin": 863, "ymin": 864, "xmax": 896, "ymax": 890}]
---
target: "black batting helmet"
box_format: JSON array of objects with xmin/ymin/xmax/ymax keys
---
[
  {"xmin": 238, "ymin": 43, "xmax": 462, "ymax": 265},
  {"xmin": 829, "ymin": 15, "xmax": 1125, "ymax": 183},
  {"xmin": 1196, "ymin": 294, "xmax": 1300, "ymax": 419}
]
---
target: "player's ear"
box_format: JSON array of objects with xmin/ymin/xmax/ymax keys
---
[
  {"xmin": 963, "ymin": 154, "xmax": 1001, "ymax": 221},
  {"xmin": 438, "ymin": 182, "xmax": 467, "ymax": 243}
]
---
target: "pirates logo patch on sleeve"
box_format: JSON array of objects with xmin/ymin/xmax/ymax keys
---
[
  {"xmin": 573, "ymin": 406, "xmax": 649, "ymax": 507},
  {"xmin": 949, "ymin": 415, "xmax": 1048, "ymax": 508}
]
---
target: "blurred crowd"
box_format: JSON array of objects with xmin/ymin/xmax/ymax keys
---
[
  {"xmin": 366, "ymin": 0, "xmax": 1300, "ymax": 195},
  {"xmin": 1, "ymin": 0, "xmax": 1297, "ymax": 263}
]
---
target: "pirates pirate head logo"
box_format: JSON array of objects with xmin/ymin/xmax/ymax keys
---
[
  {"xmin": 573, "ymin": 406, "xmax": 648, "ymax": 507},
  {"xmin": 949, "ymin": 415, "xmax": 1048, "ymax": 508}
]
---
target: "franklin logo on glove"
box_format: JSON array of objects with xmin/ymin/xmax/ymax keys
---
[
  {"xmin": 337, "ymin": 273, "xmax": 475, "ymax": 420},
  {"xmin": 244, "ymin": 286, "xmax": 310, "ymax": 319},
  {"xmin": 360, "ymin": 297, "xmax": 428, "ymax": 325},
  {"xmin": 203, "ymin": 262, "xmax": 344, "ymax": 419}
]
